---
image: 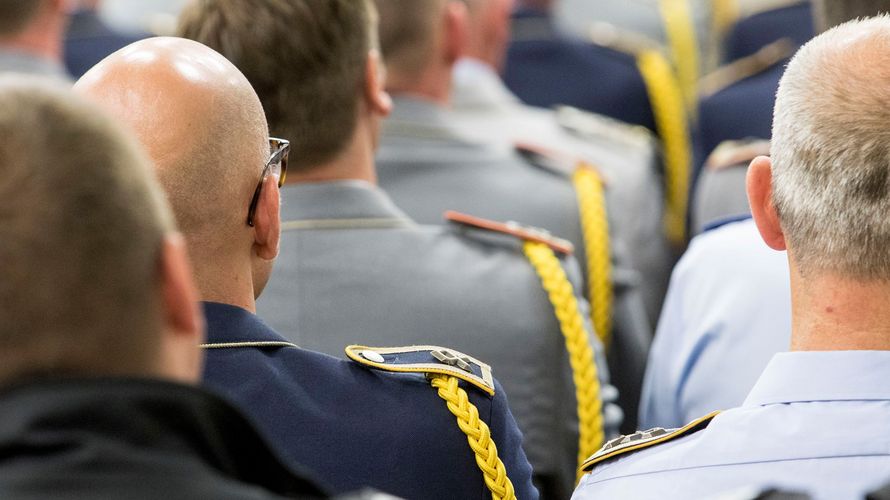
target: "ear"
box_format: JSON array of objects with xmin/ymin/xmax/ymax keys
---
[
  {"xmin": 160, "ymin": 233, "xmax": 203, "ymax": 339},
  {"xmin": 364, "ymin": 50, "xmax": 393, "ymax": 118},
  {"xmin": 158, "ymin": 233, "xmax": 205, "ymax": 383},
  {"xmin": 253, "ymin": 175, "xmax": 281, "ymax": 261},
  {"xmin": 747, "ymin": 155, "xmax": 787, "ymax": 250},
  {"xmin": 443, "ymin": 0, "xmax": 469, "ymax": 65}
]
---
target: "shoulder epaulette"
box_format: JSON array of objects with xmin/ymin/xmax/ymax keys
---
[
  {"xmin": 705, "ymin": 139, "xmax": 771, "ymax": 172},
  {"xmin": 555, "ymin": 106, "xmax": 655, "ymax": 149},
  {"xmin": 515, "ymin": 141, "xmax": 605, "ymax": 179},
  {"xmin": 444, "ymin": 210, "xmax": 575, "ymax": 255},
  {"xmin": 345, "ymin": 345, "xmax": 495, "ymax": 396},
  {"xmin": 580, "ymin": 411, "xmax": 720, "ymax": 472},
  {"xmin": 700, "ymin": 38, "xmax": 794, "ymax": 98},
  {"xmin": 737, "ymin": 0, "xmax": 808, "ymax": 19},
  {"xmin": 588, "ymin": 21, "xmax": 661, "ymax": 57}
]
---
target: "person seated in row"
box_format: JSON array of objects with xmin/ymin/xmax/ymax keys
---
[
  {"xmin": 643, "ymin": 0, "xmax": 890, "ymax": 430},
  {"xmin": 76, "ymin": 37, "xmax": 537, "ymax": 500},
  {"xmin": 0, "ymin": 77, "xmax": 327, "ymax": 498},
  {"xmin": 177, "ymin": 1, "xmax": 618, "ymax": 497},
  {"xmin": 574, "ymin": 15, "xmax": 890, "ymax": 499}
]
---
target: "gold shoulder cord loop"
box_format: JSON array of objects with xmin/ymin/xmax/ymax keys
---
[
  {"xmin": 637, "ymin": 49, "xmax": 693, "ymax": 245},
  {"xmin": 523, "ymin": 242, "xmax": 605, "ymax": 483},
  {"xmin": 428, "ymin": 375, "xmax": 516, "ymax": 500},
  {"xmin": 659, "ymin": 0, "xmax": 701, "ymax": 112},
  {"xmin": 572, "ymin": 165, "xmax": 613, "ymax": 350}
]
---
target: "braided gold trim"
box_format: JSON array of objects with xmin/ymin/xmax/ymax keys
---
[
  {"xmin": 429, "ymin": 375, "xmax": 516, "ymax": 500},
  {"xmin": 201, "ymin": 341, "xmax": 298, "ymax": 349},
  {"xmin": 659, "ymin": 0, "xmax": 701, "ymax": 111},
  {"xmin": 523, "ymin": 242, "xmax": 605, "ymax": 483},
  {"xmin": 572, "ymin": 165, "xmax": 613, "ymax": 350},
  {"xmin": 637, "ymin": 49, "xmax": 693, "ymax": 245}
]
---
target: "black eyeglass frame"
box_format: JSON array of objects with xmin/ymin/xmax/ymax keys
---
[{"xmin": 247, "ymin": 137, "xmax": 290, "ymax": 227}]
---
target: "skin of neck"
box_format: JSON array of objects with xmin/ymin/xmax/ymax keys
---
[
  {"xmin": 284, "ymin": 106, "xmax": 379, "ymax": 186},
  {"xmin": 188, "ymin": 232, "xmax": 260, "ymax": 314},
  {"xmin": 387, "ymin": 64, "xmax": 453, "ymax": 106},
  {"xmin": 0, "ymin": 4, "xmax": 66, "ymax": 63},
  {"xmin": 788, "ymin": 255, "xmax": 890, "ymax": 351}
]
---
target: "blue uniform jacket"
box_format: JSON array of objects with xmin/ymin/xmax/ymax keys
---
[
  {"xmin": 64, "ymin": 10, "xmax": 148, "ymax": 78},
  {"xmin": 723, "ymin": 2, "xmax": 814, "ymax": 63},
  {"xmin": 504, "ymin": 9, "xmax": 656, "ymax": 133},
  {"xmin": 200, "ymin": 302, "xmax": 538, "ymax": 500}
]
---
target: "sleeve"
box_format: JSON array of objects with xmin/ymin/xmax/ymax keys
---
[
  {"xmin": 487, "ymin": 377, "xmax": 540, "ymax": 500},
  {"xmin": 637, "ymin": 251, "xmax": 693, "ymax": 430}
]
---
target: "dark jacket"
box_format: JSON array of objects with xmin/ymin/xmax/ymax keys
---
[
  {"xmin": 504, "ymin": 9, "xmax": 656, "ymax": 133},
  {"xmin": 0, "ymin": 377, "xmax": 328, "ymax": 499},
  {"xmin": 201, "ymin": 302, "xmax": 538, "ymax": 500}
]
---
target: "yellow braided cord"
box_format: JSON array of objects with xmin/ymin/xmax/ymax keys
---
[
  {"xmin": 705, "ymin": 0, "xmax": 739, "ymax": 70},
  {"xmin": 710, "ymin": 0, "xmax": 738, "ymax": 51},
  {"xmin": 429, "ymin": 375, "xmax": 516, "ymax": 500},
  {"xmin": 572, "ymin": 166, "xmax": 613, "ymax": 350},
  {"xmin": 659, "ymin": 0, "xmax": 701, "ymax": 112},
  {"xmin": 522, "ymin": 242, "xmax": 605, "ymax": 483},
  {"xmin": 637, "ymin": 49, "xmax": 693, "ymax": 245}
]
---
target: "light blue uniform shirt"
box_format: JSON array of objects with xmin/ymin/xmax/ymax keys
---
[
  {"xmin": 573, "ymin": 350, "xmax": 890, "ymax": 500},
  {"xmin": 639, "ymin": 218, "xmax": 791, "ymax": 429}
]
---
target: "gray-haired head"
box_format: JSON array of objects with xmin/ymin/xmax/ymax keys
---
[{"xmin": 771, "ymin": 15, "xmax": 890, "ymax": 280}]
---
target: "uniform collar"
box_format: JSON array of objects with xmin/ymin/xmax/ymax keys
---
[
  {"xmin": 743, "ymin": 351, "xmax": 890, "ymax": 407},
  {"xmin": 279, "ymin": 180, "xmax": 412, "ymax": 223},
  {"xmin": 385, "ymin": 95, "xmax": 460, "ymax": 138},
  {"xmin": 203, "ymin": 302, "xmax": 289, "ymax": 345}
]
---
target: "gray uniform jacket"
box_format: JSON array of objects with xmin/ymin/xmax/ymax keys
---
[
  {"xmin": 377, "ymin": 97, "xmax": 651, "ymax": 431},
  {"xmin": 451, "ymin": 58, "xmax": 669, "ymax": 324},
  {"xmin": 0, "ymin": 49, "xmax": 69, "ymax": 80},
  {"xmin": 256, "ymin": 180, "xmax": 620, "ymax": 500}
]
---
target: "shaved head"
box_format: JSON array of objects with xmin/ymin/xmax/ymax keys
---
[{"xmin": 76, "ymin": 37, "xmax": 268, "ymax": 258}]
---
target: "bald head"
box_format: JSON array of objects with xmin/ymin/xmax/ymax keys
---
[{"xmin": 76, "ymin": 37, "xmax": 268, "ymax": 246}]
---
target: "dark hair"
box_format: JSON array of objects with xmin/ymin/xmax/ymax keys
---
[{"xmin": 178, "ymin": 0, "xmax": 377, "ymax": 171}]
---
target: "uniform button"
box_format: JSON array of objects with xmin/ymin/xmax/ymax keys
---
[{"xmin": 360, "ymin": 350, "xmax": 385, "ymax": 363}]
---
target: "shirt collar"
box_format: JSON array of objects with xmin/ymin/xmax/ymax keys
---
[
  {"xmin": 279, "ymin": 180, "xmax": 412, "ymax": 222},
  {"xmin": 743, "ymin": 351, "xmax": 890, "ymax": 407}
]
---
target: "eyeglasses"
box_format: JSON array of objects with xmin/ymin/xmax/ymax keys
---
[{"xmin": 247, "ymin": 137, "xmax": 290, "ymax": 227}]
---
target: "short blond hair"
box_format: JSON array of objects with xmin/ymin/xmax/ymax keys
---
[
  {"xmin": 374, "ymin": 0, "xmax": 448, "ymax": 79},
  {"xmin": 772, "ymin": 16, "xmax": 890, "ymax": 280},
  {"xmin": 0, "ymin": 78, "xmax": 174, "ymax": 385}
]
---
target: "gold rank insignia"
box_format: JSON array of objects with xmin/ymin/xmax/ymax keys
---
[
  {"xmin": 444, "ymin": 210, "xmax": 575, "ymax": 255},
  {"xmin": 580, "ymin": 411, "xmax": 722, "ymax": 472}
]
